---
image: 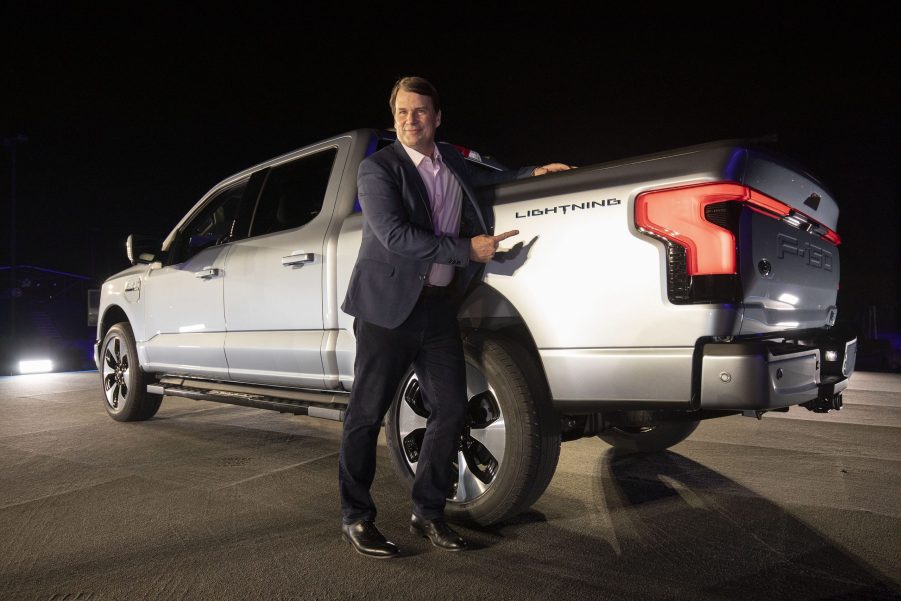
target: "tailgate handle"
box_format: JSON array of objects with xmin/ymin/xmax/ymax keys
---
[
  {"xmin": 194, "ymin": 267, "xmax": 221, "ymax": 279},
  {"xmin": 282, "ymin": 252, "xmax": 315, "ymax": 267}
]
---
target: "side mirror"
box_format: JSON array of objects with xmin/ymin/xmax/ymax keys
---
[{"xmin": 126, "ymin": 234, "xmax": 160, "ymax": 265}]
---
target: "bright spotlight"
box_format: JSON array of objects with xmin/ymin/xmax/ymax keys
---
[{"xmin": 18, "ymin": 359, "xmax": 54, "ymax": 374}]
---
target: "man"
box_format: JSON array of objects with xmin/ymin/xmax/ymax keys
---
[{"xmin": 338, "ymin": 76, "xmax": 570, "ymax": 558}]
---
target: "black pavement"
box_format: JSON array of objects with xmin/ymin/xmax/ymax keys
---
[{"xmin": 0, "ymin": 371, "xmax": 899, "ymax": 600}]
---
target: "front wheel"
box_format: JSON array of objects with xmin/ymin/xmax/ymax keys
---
[
  {"xmin": 597, "ymin": 420, "xmax": 699, "ymax": 453},
  {"xmin": 100, "ymin": 322, "xmax": 162, "ymax": 422},
  {"xmin": 386, "ymin": 332, "xmax": 560, "ymax": 526}
]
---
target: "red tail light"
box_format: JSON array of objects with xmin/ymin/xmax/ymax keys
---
[
  {"xmin": 822, "ymin": 229, "xmax": 842, "ymax": 246},
  {"xmin": 448, "ymin": 143, "xmax": 471, "ymax": 158},
  {"xmin": 635, "ymin": 182, "xmax": 840, "ymax": 303},
  {"xmin": 636, "ymin": 183, "xmax": 745, "ymax": 275}
]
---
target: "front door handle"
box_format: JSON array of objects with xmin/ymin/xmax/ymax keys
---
[
  {"xmin": 281, "ymin": 252, "xmax": 315, "ymax": 267},
  {"xmin": 194, "ymin": 267, "xmax": 221, "ymax": 279}
]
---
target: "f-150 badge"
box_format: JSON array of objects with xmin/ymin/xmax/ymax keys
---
[{"xmin": 777, "ymin": 233, "xmax": 833, "ymax": 271}]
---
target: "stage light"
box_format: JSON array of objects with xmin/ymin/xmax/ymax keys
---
[{"xmin": 18, "ymin": 359, "xmax": 53, "ymax": 374}]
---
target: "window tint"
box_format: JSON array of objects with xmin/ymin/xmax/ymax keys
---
[
  {"xmin": 250, "ymin": 149, "xmax": 337, "ymax": 237},
  {"xmin": 169, "ymin": 180, "xmax": 248, "ymax": 264}
]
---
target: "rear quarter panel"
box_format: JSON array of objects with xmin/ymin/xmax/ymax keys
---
[{"xmin": 483, "ymin": 149, "xmax": 746, "ymax": 351}]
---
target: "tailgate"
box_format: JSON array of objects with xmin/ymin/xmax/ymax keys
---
[
  {"xmin": 738, "ymin": 150, "xmax": 841, "ymax": 334},
  {"xmin": 743, "ymin": 149, "xmax": 839, "ymax": 230}
]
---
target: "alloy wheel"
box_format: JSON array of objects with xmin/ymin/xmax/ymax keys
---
[
  {"xmin": 396, "ymin": 362, "xmax": 507, "ymax": 503},
  {"xmin": 102, "ymin": 334, "xmax": 130, "ymax": 410}
]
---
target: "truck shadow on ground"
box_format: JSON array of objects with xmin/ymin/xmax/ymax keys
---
[{"xmin": 484, "ymin": 449, "xmax": 901, "ymax": 600}]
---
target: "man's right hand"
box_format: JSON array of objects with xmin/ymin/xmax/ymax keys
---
[{"xmin": 470, "ymin": 230, "xmax": 519, "ymax": 263}]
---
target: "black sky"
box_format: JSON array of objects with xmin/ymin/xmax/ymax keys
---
[{"xmin": 2, "ymin": 16, "xmax": 899, "ymax": 331}]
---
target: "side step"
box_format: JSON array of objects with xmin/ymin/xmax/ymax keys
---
[{"xmin": 147, "ymin": 377, "xmax": 350, "ymax": 421}]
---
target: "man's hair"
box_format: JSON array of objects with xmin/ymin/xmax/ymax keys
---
[{"xmin": 389, "ymin": 76, "xmax": 441, "ymax": 114}]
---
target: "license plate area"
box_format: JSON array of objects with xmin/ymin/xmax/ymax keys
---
[{"xmin": 738, "ymin": 210, "xmax": 840, "ymax": 332}]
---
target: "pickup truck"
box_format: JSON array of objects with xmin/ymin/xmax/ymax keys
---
[{"xmin": 95, "ymin": 128, "xmax": 857, "ymax": 525}]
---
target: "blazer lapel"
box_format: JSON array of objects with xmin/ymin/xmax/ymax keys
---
[
  {"xmin": 393, "ymin": 142, "xmax": 433, "ymax": 222},
  {"xmin": 441, "ymin": 146, "xmax": 488, "ymax": 233}
]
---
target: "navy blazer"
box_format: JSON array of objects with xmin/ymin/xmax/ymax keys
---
[{"xmin": 341, "ymin": 141, "xmax": 532, "ymax": 329}]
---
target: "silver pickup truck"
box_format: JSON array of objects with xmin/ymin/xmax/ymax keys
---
[{"xmin": 95, "ymin": 128, "xmax": 857, "ymax": 525}]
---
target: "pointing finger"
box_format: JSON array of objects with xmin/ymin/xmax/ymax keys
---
[{"xmin": 493, "ymin": 229, "xmax": 520, "ymax": 242}]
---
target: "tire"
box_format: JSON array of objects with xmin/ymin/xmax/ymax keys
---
[
  {"xmin": 597, "ymin": 420, "xmax": 699, "ymax": 453},
  {"xmin": 99, "ymin": 322, "xmax": 162, "ymax": 422},
  {"xmin": 386, "ymin": 332, "xmax": 560, "ymax": 526}
]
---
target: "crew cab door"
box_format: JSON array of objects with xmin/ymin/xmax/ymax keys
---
[
  {"xmin": 142, "ymin": 180, "xmax": 251, "ymax": 378},
  {"xmin": 223, "ymin": 142, "xmax": 345, "ymax": 388}
]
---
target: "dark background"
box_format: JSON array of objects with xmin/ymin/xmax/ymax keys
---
[{"xmin": 2, "ymin": 14, "xmax": 899, "ymax": 368}]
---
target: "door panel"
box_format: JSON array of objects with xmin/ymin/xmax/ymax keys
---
[
  {"xmin": 223, "ymin": 331, "xmax": 326, "ymax": 387},
  {"xmin": 224, "ymin": 144, "xmax": 344, "ymax": 388},
  {"xmin": 223, "ymin": 224, "xmax": 328, "ymax": 387},
  {"xmin": 142, "ymin": 245, "xmax": 232, "ymax": 377},
  {"xmin": 141, "ymin": 178, "xmax": 251, "ymax": 377}
]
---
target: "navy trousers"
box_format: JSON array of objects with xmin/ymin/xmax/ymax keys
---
[{"xmin": 338, "ymin": 293, "xmax": 467, "ymax": 524}]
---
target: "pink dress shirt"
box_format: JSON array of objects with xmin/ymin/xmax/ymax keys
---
[{"xmin": 401, "ymin": 143, "xmax": 464, "ymax": 287}]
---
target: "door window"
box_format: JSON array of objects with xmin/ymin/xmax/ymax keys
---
[
  {"xmin": 249, "ymin": 149, "xmax": 337, "ymax": 237},
  {"xmin": 168, "ymin": 180, "xmax": 249, "ymax": 265}
]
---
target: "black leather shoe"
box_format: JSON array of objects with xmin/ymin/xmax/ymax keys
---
[
  {"xmin": 409, "ymin": 514, "xmax": 467, "ymax": 551},
  {"xmin": 341, "ymin": 520, "xmax": 399, "ymax": 558}
]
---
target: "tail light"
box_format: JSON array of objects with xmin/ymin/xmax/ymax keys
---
[
  {"xmin": 635, "ymin": 182, "xmax": 840, "ymax": 304},
  {"xmin": 448, "ymin": 143, "xmax": 483, "ymax": 162}
]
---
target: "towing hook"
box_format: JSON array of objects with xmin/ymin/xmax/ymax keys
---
[{"xmin": 802, "ymin": 392, "xmax": 843, "ymax": 413}]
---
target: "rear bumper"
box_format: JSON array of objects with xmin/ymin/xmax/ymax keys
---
[{"xmin": 699, "ymin": 332, "xmax": 857, "ymax": 410}]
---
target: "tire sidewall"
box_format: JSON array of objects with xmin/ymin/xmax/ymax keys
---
[
  {"xmin": 451, "ymin": 336, "xmax": 530, "ymax": 520},
  {"xmin": 100, "ymin": 322, "xmax": 156, "ymax": 422},
  {"xmin": 385, "ymin": 332, "xmax": 556, "ymax": 525},
  {"xmin": 597, "ymin": 420, "xmax": 700, "ymax": 453}
]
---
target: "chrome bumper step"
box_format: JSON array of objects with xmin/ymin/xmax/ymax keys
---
[{"xmin": 149, "ymin": 377, "xmax": 349, "ymax": 421}]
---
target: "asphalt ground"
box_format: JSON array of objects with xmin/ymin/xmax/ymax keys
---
[{"xmin": 0, "ymin": 371, "xmax": 899, "ymax": 601}]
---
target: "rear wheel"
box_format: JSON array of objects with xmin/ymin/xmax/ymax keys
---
[
  {"xmin": 386, "ymin": 332, "xmax": 560, "ymax": 526},
  {"xmin": 597, "ymin": 420, "xmax": 699, "ymax": 453},
  {"xmin": 100, "ymin": 322, "xmax": 162, "ymax": 421}
]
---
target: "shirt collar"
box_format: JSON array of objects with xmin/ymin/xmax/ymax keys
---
[{"xmin": 400, "ymin": 142, "xmax": 442, "ymax": 167}]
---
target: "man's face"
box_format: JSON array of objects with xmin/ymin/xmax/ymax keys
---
[{"xmin": 394, "ymin": 89, "xmax": 441, "ymax": 155}]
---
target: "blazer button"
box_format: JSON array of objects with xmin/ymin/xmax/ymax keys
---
[{"xmin": 419, "ymin": 275, "xmax": 426, "ymax": 280}]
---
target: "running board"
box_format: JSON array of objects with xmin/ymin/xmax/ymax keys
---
[{"xmin": 147, "ymin": 377, "xmax": 349, "ymax": 421}]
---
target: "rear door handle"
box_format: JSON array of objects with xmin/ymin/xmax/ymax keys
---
[
  {"xmin": 194, "ymin": 267, "xmax": 221, "ymax": 279},
  {"xmin": 282, "ymin": 252, "xmax": 315, "ymax": 267}
]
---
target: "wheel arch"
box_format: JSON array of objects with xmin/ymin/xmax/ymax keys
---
[
  {"xmin": 99, "ymin": 304, "xmax": 131, "ymax": 342},
  {"xmin": 458, "ymin": 283, "xmax": 547, "ymax": 388}
]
